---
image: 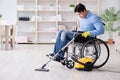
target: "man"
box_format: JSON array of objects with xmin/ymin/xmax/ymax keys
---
[{"xmin": 47, "ymin": 3, "xmax": 104, "ymax": 62}]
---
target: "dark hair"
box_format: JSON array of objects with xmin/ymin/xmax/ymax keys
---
[{"xmin": 74, "ymin": 3, "xmax": 86, "ymax": 13}]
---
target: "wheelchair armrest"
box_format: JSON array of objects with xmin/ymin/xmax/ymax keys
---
[
  {"xmin": 74, "ymin": 31, "xmax": 97, "ymax": 43},
  {"xmin": 73, "ymin": 31, "xmax": 83, "ymax": 38},
  {"xmin": 72, "ymin": 30, "xmax": 77, "ymax": 32}
]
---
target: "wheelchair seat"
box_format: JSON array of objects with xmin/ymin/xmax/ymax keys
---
[{"xmin": 74, "ymin": 33, "xmax": 96, "ymax": 43}]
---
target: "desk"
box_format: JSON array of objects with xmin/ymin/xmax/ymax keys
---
[
  {"xmin": 0, "ymin": 25, "xmax": 11, "ymax": 50},
  {"xmin": 5, "ymin": 25, "xmax": 9, "ymax": 50}
]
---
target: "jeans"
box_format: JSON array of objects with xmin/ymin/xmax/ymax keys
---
[{"xmin": 53, "ymin": 30, "xmax": 74, "ymax": 57}]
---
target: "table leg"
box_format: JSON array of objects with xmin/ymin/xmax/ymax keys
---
[{"xmin": 5, "ymin": 25, "xmax": 9, "ymax": 50}]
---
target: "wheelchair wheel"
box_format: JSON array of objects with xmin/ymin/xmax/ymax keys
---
[
  {"xmin": 72, "ymin": 43, "xmax": 84, "ymax": 58},
  {"xmin": 81, "ymin": 38, "xmax": 110, "ymax": 69},
  {"xmin": 66, "ymin": 60, "xmax": 74, "ymax": 69},
  {"xmin": 61, "ymin": 59, "xmax": 67, "ymax": 65}
]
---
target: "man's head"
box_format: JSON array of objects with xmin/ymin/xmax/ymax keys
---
[{"xmin": 74, "ymin": 3, "xmax": 88, "ymax": 18}]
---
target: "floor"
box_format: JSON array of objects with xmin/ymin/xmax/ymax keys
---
[{"xmin": 0, "ymin": 44, "xmax": 120, "ymax": 80}]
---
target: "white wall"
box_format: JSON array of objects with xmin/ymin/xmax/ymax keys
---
[
  {"xmin": 101, "ymin": 0, "xmax": 120, "ymax": 10},
  {"xmin": 0, "ymin": 0, "xmax": 17, "ymax": 24}
]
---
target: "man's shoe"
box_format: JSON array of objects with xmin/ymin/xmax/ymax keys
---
[
  {"xmin": 46, "ymin": 53, "xmax": 54, "ymax": 57},
  {"xmin": 54, "ymin": 56, "xmax": 64, "ymax": 62}
]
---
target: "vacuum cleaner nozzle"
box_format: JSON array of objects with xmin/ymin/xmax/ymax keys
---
[
  {"xmin": 35, "ymin": 64, "xmax": 49, "ymax": 72},
  {"xmin": 35, "ymin": 68, "xmax": 49, "ymax": 72}
]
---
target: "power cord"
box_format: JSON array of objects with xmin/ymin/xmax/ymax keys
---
[{"xmin": 96, "ymin": 69, "xmax": 120, "ymax": 73}]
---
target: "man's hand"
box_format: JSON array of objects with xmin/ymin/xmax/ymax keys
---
[{"xmin": 82, "ymin": 32, "xmax": 90, "ymax": 38}]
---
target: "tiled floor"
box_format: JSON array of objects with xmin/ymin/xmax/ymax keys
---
[{"xmin": 0, "ymin": 44, "xmax": 120, "ymax": 80}]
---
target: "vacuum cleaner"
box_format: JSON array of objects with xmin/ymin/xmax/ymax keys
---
[{"xmin": 35, "ymin": 38, "xmax": 75, "ymax": 72}]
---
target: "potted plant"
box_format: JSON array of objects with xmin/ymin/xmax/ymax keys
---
[
  {"xmin": 100, "ymin": 7, "xmax": 120, "ymax": 44},
  {"xmin": 69, "ymin": 4, "xmax": 75, "ymax": 10},
  {"xmin": 0, "ymin": 14, "xmax": 2, "ymax": 24},
  {"xmin": 0, "ymin": 14, "xmax": 2, "ymax": 19}
]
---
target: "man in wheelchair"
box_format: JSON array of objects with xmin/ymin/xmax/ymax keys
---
[{"xmin": 47, "ymin": 3, "xmax": 104, "ymax": 62}]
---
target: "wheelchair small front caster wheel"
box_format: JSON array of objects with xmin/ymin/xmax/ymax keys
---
[
  {"xmin": 66, "ymin": 60, "xmax": 74, "ymax": 69},
  {"xmin": 61, "ymin": 59, "xmax": 67, "ymax": 65}
]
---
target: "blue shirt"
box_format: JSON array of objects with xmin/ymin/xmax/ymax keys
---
[{"xmin": 78, "ymin": 11, "xmax": 104, "ymax": 37}]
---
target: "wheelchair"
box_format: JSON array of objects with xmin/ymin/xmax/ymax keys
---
[
  {"xmin": 60, "ymin": 32, "xmax": 110, "ymax": 70},
  {"xmin": 35, "ymin": 31, "xmax": 110, "ymax": 72}
]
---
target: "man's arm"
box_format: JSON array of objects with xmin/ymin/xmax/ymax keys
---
[{"xmin": 89, "ymin": 16, "xmax": 104, "ymax": 37}]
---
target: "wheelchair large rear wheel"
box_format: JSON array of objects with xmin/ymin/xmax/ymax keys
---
[{"xmin": 81, "ymin": 38, "xmax": 110, "ymax": 68}]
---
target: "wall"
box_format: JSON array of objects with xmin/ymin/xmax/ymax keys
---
[
  {"xmin": 0, "ymin": 0, "xmax": 17, "ymax": 24},
  {"xmin": 101, "ymin": 0, "xmax": 120, "ymax": 10}
]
